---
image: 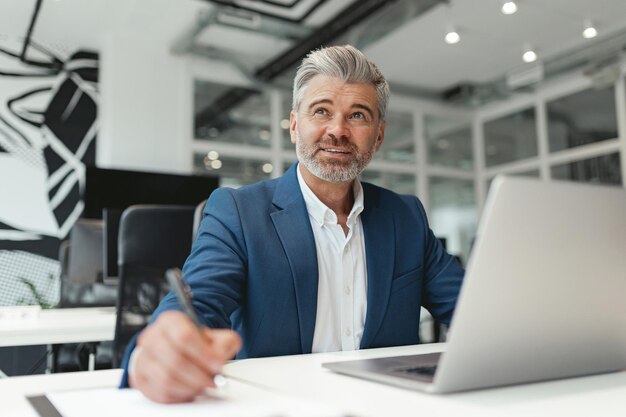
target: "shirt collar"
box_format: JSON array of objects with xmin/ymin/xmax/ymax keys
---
[{"xmin": 296, "ymin": 164, "xmax": 364, "ymax": 227}]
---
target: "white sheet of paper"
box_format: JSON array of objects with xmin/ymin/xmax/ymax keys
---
[{"xmin": 45, "ymin": 379, "xmax": 344, "ymax": 417}]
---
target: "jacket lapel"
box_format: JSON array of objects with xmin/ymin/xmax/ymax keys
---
[
  {"xmin": 360, "ymin": 190, "xmax": 395, "ymax": 348},
  {"xmin": 270, "ymin": 164, "xmax": 318, "ymax": 353}
]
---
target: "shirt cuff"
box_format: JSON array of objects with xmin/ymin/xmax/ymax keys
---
[{"xmin": 128, "ymin": 346, "xmax": 142, "ymax": 379}]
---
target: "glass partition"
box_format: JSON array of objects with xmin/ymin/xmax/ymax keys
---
[
  {"xmin": 194, "ymin": 80, "xmax": 271, "ymax": 148},
  {"xmin": 194, "ymin": 153, "xmax": 272, "ymax": 188},
  {"xmin": 424, "ymin": 115, "xmax": 473, "ymax": 170},
  {"xmin": 547, "ymin": 86, "xmax": 618, "ymax": 152},
  {"xmin": 428, "ymin": 177, "xmax": 476, "ymax": 264},
  {"xmin": 483, "ymin": 108, "xmax": 538, "ymax": 167},
  {"xmin": 551, "ymin": 153, "xmax": 622, "ymax": 186},
  {"xmin": 360, "ymin": 170, "xmax": 416, "ymax": 195},
  {"xmin": 375, "ymin": 111, "xmax": 414, "ymax": 163}
]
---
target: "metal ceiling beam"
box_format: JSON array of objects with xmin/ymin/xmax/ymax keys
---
[
  {"xmin": 195, "ymin": 0, "xmax": 399, "ymax": 129},
  {"xmin": 194, "ymin": 0, "xmax": 445, "ymax": 129},
  {"xmin": 206, "ymin": 0, "xmax": 328, "ymax": 24},
  {"xmin": 254, "ymin": 0, "xmax": 398, "ymax": 82}
]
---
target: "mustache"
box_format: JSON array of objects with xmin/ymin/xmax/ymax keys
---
[{"xmin": 314, "ymin": 137, "xmax": 357, "ymax": 151}]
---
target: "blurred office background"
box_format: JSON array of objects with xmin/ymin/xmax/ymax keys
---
[{"xmin": 1, "ymin": 0, "xmax": 626, "ymax": 372}]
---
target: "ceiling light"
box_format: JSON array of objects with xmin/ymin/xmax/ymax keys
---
[
  {"xmin": 262, "ymin": 163, "xmax": 273, "ymax": 174},
  {"xmin": 445, "ymin": 30, "xmax": 460, "ymax": 45},
  {"xmin": 280, "ymin": 119, "xmax": 290, "ymax": 129},
  {"xmin": 259, "ymin": 129, "xmax": 271, "ymax": 141},
  {"xmin": 522, "ymin": 48, "xmax": 537, "ymax": 63},
  {"xmin": 501, "ymin": 1, "xmax": 518, "ymax": 15},
  {"xmin": 583, "ymin": 20, "xmax": 598, "ymax": 39},
  {"xmin": 207, "ymin": 150, "xmax": 219, "ymax": 161},
  {"xmin": 210, "ymin": 159, "xmax": 222, "ymax": 170}
]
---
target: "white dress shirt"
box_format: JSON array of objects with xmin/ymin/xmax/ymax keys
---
[{"xmin": 297, "ymin": 165, "xmax": 368, "ymax": 353}]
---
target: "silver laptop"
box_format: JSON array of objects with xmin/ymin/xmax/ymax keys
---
[{"xmin": 324, "ymin": 176, "xmax": 626, "ymax": 393}]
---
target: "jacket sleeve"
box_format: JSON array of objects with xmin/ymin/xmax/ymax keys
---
[{"xmin": 119, "ymin": 187, "xmax": 247, "ymax": 387}]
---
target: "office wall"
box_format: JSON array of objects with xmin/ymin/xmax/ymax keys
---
[
  {"xmin": 97, "ymin": 27, "xmax": 250, "ymax": 175},
  {"xmin": 98, "ymin": 32, "xmax": 192, "ymax": 174},
  {"xmin": 0, "ymin": 39, "xmax": 98, "ymax": 306}
]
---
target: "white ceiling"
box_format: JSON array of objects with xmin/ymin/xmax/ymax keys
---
[
  {"xmin": 2, "ymin": 0, "xmax": 626, "ymax": 94},
  {"xmin": 366, "ymin": 0, "xmax": 626, "ymax": 91}
]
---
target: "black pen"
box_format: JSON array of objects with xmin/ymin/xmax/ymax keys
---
[{"xmin": 165, "ymin": 268, "xmax": 227, "ymax": 388}]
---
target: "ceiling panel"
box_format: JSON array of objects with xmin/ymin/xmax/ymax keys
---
[
  {"xmin": 3, "ymin": 0, "xmax": 626, "ymax": 96},
  {"xmin": 366, "ymin": 0, "xmax": 626, "ymax": 90}
]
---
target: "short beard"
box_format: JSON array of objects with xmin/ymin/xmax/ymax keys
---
[{"xmin": 295, "ymin": 131, "xmax": 374, "ymax": 183}]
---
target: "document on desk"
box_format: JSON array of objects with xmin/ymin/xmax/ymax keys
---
[{"xmin": 31, "ymin": 379, "xmax": 344, "ymax": 417}]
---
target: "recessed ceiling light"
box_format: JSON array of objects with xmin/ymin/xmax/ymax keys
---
[
  {"xmin": 259, "ymin": 129, "xmax": 271, "ymax": 141},
  {"xmin": 583, "ymin": 20, "xmax": 598, "ymax": 39},
  {"xmin": 501, "ymin": 1, "xmax": 518, "ymax": 15},
  {"xmin": 445, "ymin": 30, "xmax": 460, "ymax": 45},
  {"xmin": 522, "ymin": 49, "xmax": 537, "ymax": 63},
  {"xmin": 262, "ymin": 163, "xmax": 273, "ymax": 174}
]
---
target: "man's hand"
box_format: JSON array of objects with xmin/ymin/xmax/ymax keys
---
[{"xmin": 128, "ymin": 311, "xmax": 242, "ymax": 403}]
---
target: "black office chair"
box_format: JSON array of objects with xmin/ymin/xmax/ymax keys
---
[
  {"xmin": 192, "ymin": 198, "xmax": 207, "ymax": 243},
  {"xmin": 112, "ymin": 205, "xmax": 195, "ymax": 367}
]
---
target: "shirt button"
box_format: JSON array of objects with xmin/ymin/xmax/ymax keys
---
[
  {"xmin": 344, "ymin": 286, "xmax": 351, "ymax": 295},
  {"xmin": 345, "ymin": 328, "xmax": 352, "ymax": 336}
]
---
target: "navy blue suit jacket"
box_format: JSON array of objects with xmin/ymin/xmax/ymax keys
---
[{"xmin": 120, "ymin": 163, "xmax": 464, "ymax": 385}]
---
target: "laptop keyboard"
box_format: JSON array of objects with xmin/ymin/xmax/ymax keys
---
[{"xmin": 397, "ymin": 365, "xmax": 438, "ymax": 377}]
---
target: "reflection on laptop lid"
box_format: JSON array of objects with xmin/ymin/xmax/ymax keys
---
[{"xmin": 324, "ymin": 176, "xmax": 626, "ymax": 393}]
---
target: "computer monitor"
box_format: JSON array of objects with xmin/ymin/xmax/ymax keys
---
[
  {"xmin": 83, "ymin": 167, "xmax": 219, "ymax": 282},
  {"xmin": 67, "ymin": 219, "xmax": 104, "ymax": 285},
  {"xmin": 83, "ymin": 167, "xmax": 219, "ymax": 218}
]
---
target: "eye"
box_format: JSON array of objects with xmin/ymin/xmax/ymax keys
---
[
  {"xmin": 352, "ymin": 112, "xmax": 365, "ymax": 119},
  {"xmin": 314, "ymin": 108, "xmax": 329, "ymax": 116}
]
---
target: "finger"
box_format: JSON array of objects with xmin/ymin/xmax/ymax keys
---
[
  {"xmin": 142, "ymin": 326, "xmax": 215, "ymax": 391},
  {"xmin": 135, "ymin": 313, "xmax": 216, "ymax": 393},
  {"xmin": 153, "ymin": 312, "xmax": 225, "ymax": 377},
  {"xmin": 204, "ymin": 329, "xmax": 242, "ymax": 360},
  {"xmin": 132, "ymin": 346, "xmax": 201, "ymax": 403}
]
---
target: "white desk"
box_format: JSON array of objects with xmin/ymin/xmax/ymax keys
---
[
  {"xmin": 225, "ymin": 344, "xmax": 626, "ymax": 417},
  {"xmin": 3, "ymin": 344, "xmax": 626, "ymax": 417},
  {"xmin": 0, "ymin": 369, "xmax": 122, "ymax": 417},
  {"xmin": 0, "ymin": 307, "xmax": 116, "ymax": 347}
]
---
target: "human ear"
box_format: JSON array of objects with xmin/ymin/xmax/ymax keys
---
[
  {"xmin": 374, "ymin": 120, "xmax": 386, "ymax": 152},
  {"xmin": 290, "ymin": 111, "xmax": 297, "ymax": 144}
]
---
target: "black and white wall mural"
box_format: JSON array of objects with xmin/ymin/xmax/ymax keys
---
[{"xmin": 0, "ymin": 37, "xmax": 98, "ymax": 306}]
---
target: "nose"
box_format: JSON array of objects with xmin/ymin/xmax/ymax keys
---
[{"xmin": 325, "ymin": 116, "xmax": 350, "ymax": 140}]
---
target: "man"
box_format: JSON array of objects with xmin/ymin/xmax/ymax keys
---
[{"xmin": 123, "ymin": 45, "xmax": 464, "ymax": 403}]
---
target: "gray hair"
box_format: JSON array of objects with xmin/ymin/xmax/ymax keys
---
[{"xmin": 292, "ymin": 45, "xmax": 390, "ymax": 121}]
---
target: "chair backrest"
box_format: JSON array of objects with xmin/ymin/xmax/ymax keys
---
[
  {"xmin": 112, "ymin": 205, "xmax": 195, "ymax": 367},
  {"xmin": 192, "ymin": 199, "xmax": 207, "ymax": 243}
]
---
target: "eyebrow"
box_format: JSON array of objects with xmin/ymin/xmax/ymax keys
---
[
  {"xmin": 307, "ymin": 99, "xmax": 332, "ymax": 111},
  {"xmin": 307, "ymin": 99, "xmax": 375, "ymax": 118}
]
